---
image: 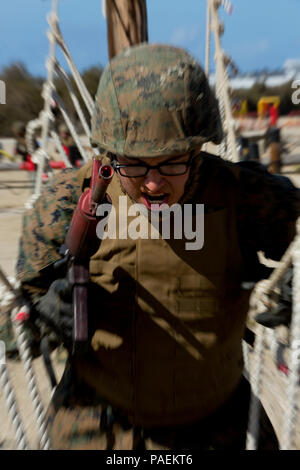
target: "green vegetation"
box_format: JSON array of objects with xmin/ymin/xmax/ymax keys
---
[{"xmin": 0, "ymin": 63, "xmax": 103, "ymax": 137}]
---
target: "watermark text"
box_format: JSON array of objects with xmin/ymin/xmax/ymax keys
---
[{"xmin": 0, "ymin": 80, "xmax": 6, "ymax": 104}]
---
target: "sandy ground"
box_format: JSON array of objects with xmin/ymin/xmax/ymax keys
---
[{"xmin": 0, "ymin": 131, "xmax": 300, "ymax": 450}]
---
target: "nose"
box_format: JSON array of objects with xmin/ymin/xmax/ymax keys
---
[{"xmin": 142, "ymin": 169, "xmax": 166, "ymax": 193}]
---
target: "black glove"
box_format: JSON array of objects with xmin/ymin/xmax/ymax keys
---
[
  {"xmin": 31, "ymin": 278, "xmax": 73, "ymax": 348},
  {"xmin": 255, "ymin": 302, "xmax": 292, "ymax": 328}
]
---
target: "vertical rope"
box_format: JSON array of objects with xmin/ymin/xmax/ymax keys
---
[
  {"xmin": 0, "ymin": 364, "xmax": 29, "ymax": 450},
  {"xmin": 221, "ymin": 0, "xmax": 234, "ymax": 15},
  {"xmin": 48, "ymin": 14, "xmax": 94, "ymax": 116},
  {"xmin": 246, "ymin": 324, "xmax": 265, "ymax": 450},
  {"xmin": 25, "ymin": 119, "xmax": 42, "ymax": 158},
  {"xmin": 242, "ymin": 340, "xmax": 250, "ymax": 381},
  {"xmin": 12, "ymin": 307, "xmax": 51, "ymax": 450},
  {"xmin": 281, "ymin": 219, "xmax": 300, "ymax": 450},
  {"xmin": 203, "ymin": 1, "xmax": 212, "ymax": 154},
  {"xmin": 215, "ymin": 58, "xmax": 227, "ymax": 158}
]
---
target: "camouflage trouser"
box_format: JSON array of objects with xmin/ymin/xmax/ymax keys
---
[{"xmin": 45, "ymin": 374, "xmax": 279, "ymax": 450}]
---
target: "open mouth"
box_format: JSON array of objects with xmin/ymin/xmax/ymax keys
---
[{"xmin": 142, "ymin": 193, "xmax": 169, "ymax": 209}]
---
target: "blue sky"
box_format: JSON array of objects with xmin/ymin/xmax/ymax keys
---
[{"xmin": 1, "ymin": 0, "xmax": 300, "ymax": 76}]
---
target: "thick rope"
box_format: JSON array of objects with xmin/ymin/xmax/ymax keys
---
[
  {"xmin": 221, "ymin": 0, "xmax": 234, "ymax": 15},
  {"xmin": 215, "ymin": 60, "xmax": 227, "ymax": 158},
  {"xmin": 50, "ymin": 130, "xmax": 73, "ymax": 168},
  {"xmin": 48, "ymin": 13, "xmax": 94, "ymax": 116},
  {"xmin": 208, "ymin": 0, "xmax": 239, "ymax": 162},
  {"xmin": 254, "ymin": 245, "xmax": 293, "ymax": 307},
  {"xmin": 4, "ymin": 0, "xmax": 299, "ymax": 451},
  {"xmin": 0, "ymin": 274, "xmax": 29, "ymax": 450},
  {"xmin": 51, "ymin": 90, "xmax": 90, "ymax": 163},
  {"xmin": 281, "ymin": 219, "xmax": 300, "ymax": 449},
  {"xmin": 25, "ymin": 3, "xmax": 96, "ymax": 200},
  {"xmin": 205, "ymin": 1, "xmax": 211, "ymax": 77},
  {"xmin": 33, "ymin": 26, "xmax": 56, "ymax": 198},
  {"xmin": 0, "ymin": 4, "xmax": 91, "ymax": 449},
  {"xmin": 247, "ymin": 222, "xmax": 300, "ymax": 450},
  {"xmin": 0, "ymin": 270, "xmax": 51, "ymax": 450},
  {"xmin": 53, "ymin": 61, "xmax": 92, "ymax": 139}
]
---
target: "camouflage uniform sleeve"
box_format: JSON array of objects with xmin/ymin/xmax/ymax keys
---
[
  {"xmin": 16, "ymin": 168, "xmax": 82, "ymax": 303},
  {"xmin": 236, "ymin": 161, "xmax": 300, "ymax": 261}
]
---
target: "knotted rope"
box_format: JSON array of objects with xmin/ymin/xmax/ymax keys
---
[
  {"xmin": 281, "ymin": 219, "xmax": 300, "ymax": 449},
  {"xmin": 0, "ymin": 363, "xmax": 29, "ymax": 450},
  {"xmin": 25, "ymin": 0, "xmax": 96, "ymax": 206},
  {"xmin": 0, "ymin": 275, "xmax": 28, "ymax": 450}
]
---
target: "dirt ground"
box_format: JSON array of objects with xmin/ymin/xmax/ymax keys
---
[{"xmin": 0, "ymin": 131, "xmax": 300, "ymax": 450}]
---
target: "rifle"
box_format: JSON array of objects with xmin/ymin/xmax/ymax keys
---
[{"xmin": 61, "ymin": 157, "xmax": 114, "ymax": 354}]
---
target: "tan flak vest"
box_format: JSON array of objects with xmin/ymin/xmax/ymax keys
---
[{"xmin": 74, "ymin": 156, "xmax": 251, "ymax": 427}]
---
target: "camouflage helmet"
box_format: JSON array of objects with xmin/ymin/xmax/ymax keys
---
[{"xmin": 91, "ymin": 43, "xmax": 223, "ymax": 158}]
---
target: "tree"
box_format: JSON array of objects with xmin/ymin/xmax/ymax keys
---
[{"xmin": 0, "ymin": 63, "xmax": 103, "ymax": 137}]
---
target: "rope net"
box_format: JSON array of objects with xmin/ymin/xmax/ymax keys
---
[{"xmin": 0, "ymin": 0, "xmax": 299, "ymax": 451}]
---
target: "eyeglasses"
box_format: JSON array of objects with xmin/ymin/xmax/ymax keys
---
[{"xmin": 112, "ymin": 155, "xmax": 193, "ymax": 178}]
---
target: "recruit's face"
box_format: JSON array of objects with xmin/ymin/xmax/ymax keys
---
[{"xmin": 115, "ymin": 153, "xmax": 193, "ymax": 209}]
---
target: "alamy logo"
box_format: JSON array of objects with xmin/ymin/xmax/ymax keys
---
[
  {"xmin": 96, "ymin": 197, "xmax": 204, "ymax": 251},
  {"xmin": 291, "ymin": 80, "xmax": 300, "ymax": 105},
  {"xmin": 0, "ymin": 80, "xmax": 6, "ymax": 104},
  {"xmin": 0, "ymin": 340, "xmax": 6, "ymax": 365}
]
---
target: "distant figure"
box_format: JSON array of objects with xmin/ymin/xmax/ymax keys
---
[{"xmin": 58, "ymin": 123, "xmax": 83, "ymax": 167}]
